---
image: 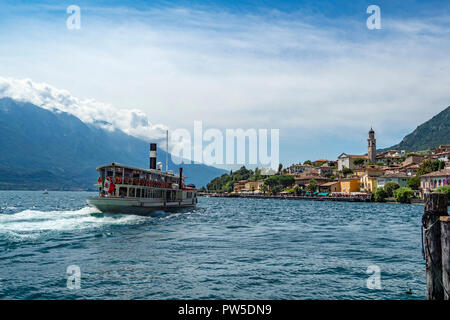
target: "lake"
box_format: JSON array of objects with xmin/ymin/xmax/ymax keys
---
[{"xmin": 0, "ymin": 191, "xmax": 425, "ymax": 299}]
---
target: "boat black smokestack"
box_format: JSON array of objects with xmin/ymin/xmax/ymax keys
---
[
  {"xmin": 150, "ymin": 143, "xmax": 157, "ymax": 170},
  {"xmin": 179, "ymin": 167, "xmax": 183, "ymax": 189}
]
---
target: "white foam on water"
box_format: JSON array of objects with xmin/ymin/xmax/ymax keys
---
[{"xmin": 0, "ymin": 206, "xmax": 149, "ymax": 241}]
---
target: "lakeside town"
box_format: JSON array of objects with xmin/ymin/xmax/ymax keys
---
[{"xmin": 201, "ymin": 128, "xmax": 450, "ymax": 203}]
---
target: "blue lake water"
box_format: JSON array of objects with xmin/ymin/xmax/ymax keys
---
[{"xmin": 0, "ymin": 191, "xmax": 425, "ymax": 299}]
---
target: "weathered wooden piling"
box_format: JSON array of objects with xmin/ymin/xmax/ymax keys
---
[
  {"xmin": 440, "ymin": 216, "xmax": 450, "ymax": 300},
  {"xmin": 422, "ymin": 193, "xmax": 448, "ymax": 300}
]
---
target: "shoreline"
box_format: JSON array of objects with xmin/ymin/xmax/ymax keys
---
[{"xmin": 199, "ymin": 192, "xmax": 426, "ymax": 204}]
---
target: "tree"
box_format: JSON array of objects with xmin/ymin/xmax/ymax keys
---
[
  {"xmin": 260, "ymin": 184, "xmax": 268, "ymax": 195},
  {"xmin": 294, "ymin": 185, "xmax": 302, "ymax": 195},
  {"xmin": 264, "ymin": 176, "xmax": 280, "ymax": 189},
  {"xmin": 342, "ymin": 168, "xmax": 353, "ymax": 176},
  {"xmin": 435, "ymin": 185, "xmax": 450, "ymax": 198},
  {"xmin": 384, "ymin": 182, "xmax": 400, "ymax": 197},
  {"xmin": 307, "ymin": 179, "xmax": 318, "ymax": 193},
  {"xmin": 304, "ymin": 160, "xmax": 312, "ymax": 165},
  {"xmin": 374, "ymin": 188, "xmax": 387, "ymax": 202},
  {"xmin": 313, "ymin": 160, "xmax": 327, "ymax": 168},
  {"xmin": 407, "ymin": 176, "xmax": 420, "ymax": 190},
  {"xmin": 353, "ymin": 158, "xmax": 365, "ymax": 166},
  {"xmin": 393, "ymin": 187, "xmax": 413, "ymax": 203},
  {"xmin": 264, "ymin": 174, "xmax": 294, "ymax": 190},
  {"xmin": 417, "ymin": 159, "xmax": 444, "ymax": 176},
  {"xmin": 198, "ymin": 186, "xmax": 206, "ymax": 192},
  {"xmin": 278, "ymin": 175, "xmax": 295, "ymax": 188},
  {"xmin": 206, "ymin": 165, "xmax": 254, "ymax": 191},
  {"xmin": 271, "ymin": 185, "xmax": 283, "ymax": 195},
  {"xmin": 277, "ymin": 163, "xmax": 283, "ymax": 174}
]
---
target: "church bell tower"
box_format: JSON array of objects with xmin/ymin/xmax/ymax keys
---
[{"xmin": 368, "ymin": 127, "xmax": 376, "ymax": 164}]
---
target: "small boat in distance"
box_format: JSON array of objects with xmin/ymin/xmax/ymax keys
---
[
  {"xmin": 87, "ymin": 142, "xmax": 197, "ymax": 215},
  {"xmin": 43, "ymin": 189, "xmax": 48, "ymax": 194}
]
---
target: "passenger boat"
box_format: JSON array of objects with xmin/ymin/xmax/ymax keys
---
[{"xmin": 87, "ymin": 142, "xmax": 197, "ymax": 214}]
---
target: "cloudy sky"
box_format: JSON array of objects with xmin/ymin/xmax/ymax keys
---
[{"xmin": 0, "ymin": 0, "xmax": 449, "ymax": 168}]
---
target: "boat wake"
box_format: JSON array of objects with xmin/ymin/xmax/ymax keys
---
[
  {"xmin": 0, "ymin": 206, "xmax": 149, "ymax": 241},
  {"xmin": 0, "ymin": 206, "xmax": 205, "ymax": 242}
]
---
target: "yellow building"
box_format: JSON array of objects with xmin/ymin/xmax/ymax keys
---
[
  {"xmin": 233, "ymin": 180, "xmax": 248, "ymax": 193},
  {"xmin": 244, "ymin": 180, "xmax": 265, "ymax": 193},
  {"xmin": 339, "ymin": 178, "xmax": 361, "ymax": 193},
  {"xmin": 359, "ymin": 167, "xmax": 383, "ymax": 193},
  {"xmin": 360, "ymin": 175, "xmax": 378, "ymax": 193}
]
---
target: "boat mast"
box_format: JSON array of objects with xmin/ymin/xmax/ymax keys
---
[{"xmin": 166, "ymin": 130, "xmax": 169, "ymax": 173}]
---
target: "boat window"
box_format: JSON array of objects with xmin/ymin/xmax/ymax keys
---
[
  {"xmin": 136, "ymin": 188, "xmax": 141, "ymax": 198},
  {"xmin": 129, "ymin": 188, "xmax": 135, "ymax": 197},
  {"xmin": 119, "ymin": 187, "xmax": 127, "ymax": 197},
  {"xmin": 187, "ymin": 192, "xmax": 192, "ymax": 198}
]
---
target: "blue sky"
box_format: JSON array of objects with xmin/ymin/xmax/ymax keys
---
[{"xmin": 1, "ymin": 0, "xmax": 450, "ymax": 168}]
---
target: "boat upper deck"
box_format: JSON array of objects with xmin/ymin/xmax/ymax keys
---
[{"xmin": 97, "ymin": 162, "xmax": 185, "ymax": 180}]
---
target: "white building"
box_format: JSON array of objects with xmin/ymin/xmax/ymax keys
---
[
  {"xmin": 337, "ymin": 153, "xmax": 368, "ymax": 171},
  {"xmin": 377, "ymin": 173, "xmax": 410, "ymax": 189}
]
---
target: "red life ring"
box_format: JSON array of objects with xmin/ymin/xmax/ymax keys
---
[
  {"xmin": 133, "ymin": 178, "xmax": 139, "ymax": 185},
  {"xmin": 115, "ymin": 177, "xmax": 122, "ymax": 184}
]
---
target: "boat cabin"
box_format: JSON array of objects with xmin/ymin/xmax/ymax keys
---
[{"xmin": 95, "ymin": 162, "xmax": 196, "ymax": 201}]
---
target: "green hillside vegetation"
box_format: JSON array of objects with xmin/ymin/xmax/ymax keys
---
[
  {"xmin": 206, "ymin": 166, "xmax": 264, "ymax": 192},
  {"xmin": 263, "ymin": 174, "xmax": 295, "ymax": 194},
  {"xmin": 385, "ymin": 106, "xmax": 450, "ymax": 152}
]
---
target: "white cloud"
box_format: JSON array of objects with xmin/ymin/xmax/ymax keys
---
[
  {"xmin": 0, "ymin": 76, "xmax": 167, "ymax": 141},
  {"xmin": 0, "ymin": 6, "xmax": 449, "ymax": 161}
]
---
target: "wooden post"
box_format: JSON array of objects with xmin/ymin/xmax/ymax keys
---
[
  {"xmin": 440, "ymin": 216, "xmax": 450, "ymax": 300},
  {"xmin": 423, "ymin": 193, "xmax": 448, "ymax": 300}
]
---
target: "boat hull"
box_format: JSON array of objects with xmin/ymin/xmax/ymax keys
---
[{"xmin": 86, "ymin": 196, "xmax": 197, "ymax": 215}]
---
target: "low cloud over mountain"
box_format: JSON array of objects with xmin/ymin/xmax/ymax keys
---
[{"xmin": 0, "ymin": 77, "xmax": 167, "ymax": 142}]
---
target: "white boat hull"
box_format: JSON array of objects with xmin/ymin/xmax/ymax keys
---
[{"xmin": 87, "ymin": 196, "xmax": 197, "ymax": 215}]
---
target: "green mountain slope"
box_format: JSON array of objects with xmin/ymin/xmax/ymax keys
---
[{"xmin": 386, "ymin": 106, "xmax": 450, "ymax": 152}]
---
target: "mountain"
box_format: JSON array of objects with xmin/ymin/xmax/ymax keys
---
[
  {"xmin": 384, "ymin": 106, "xmax": 450, "ymax": 152},
  {"xmin": 0, "ymin": 98, "xmax": 225, "ymax": 190}
]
